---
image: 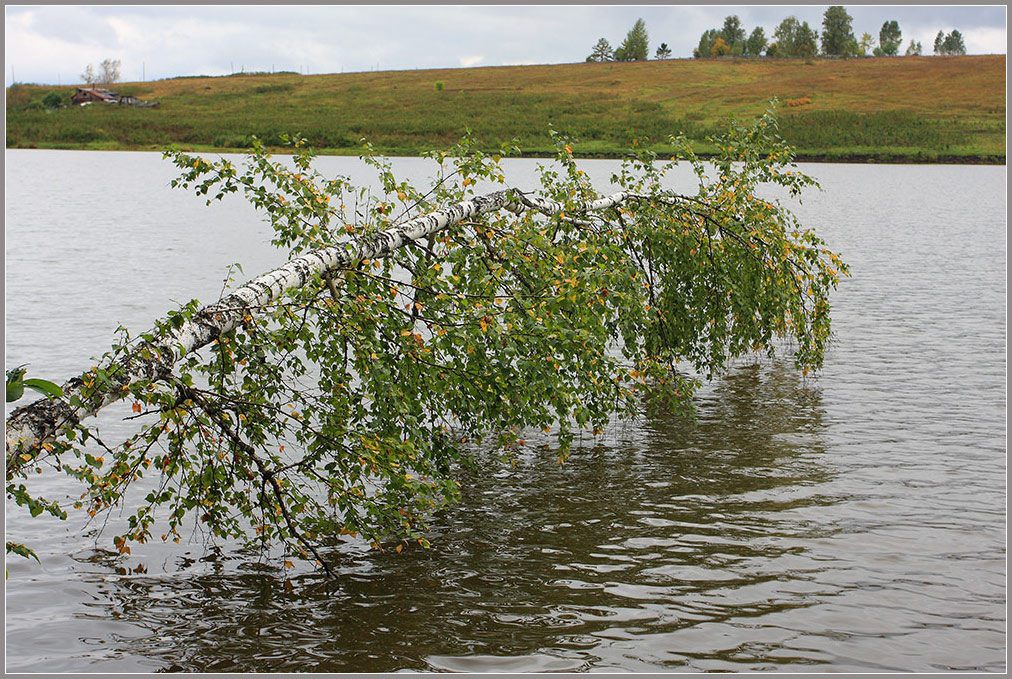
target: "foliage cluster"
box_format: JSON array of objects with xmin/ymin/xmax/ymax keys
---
[
  {"xmin": 694, "ymin": 7, "xmax": 971, "ymax": 60},
  {"xmin": 614, "ymin": 19, "xmax": 650, "ymax": 61},
  {"xmin": 6, "ymin": 368, "xmax": 64, "ymax": 561},
  {"xmin": 6, "ymin": 85, "xmax": 67, "ymax": 112},
  {"xmin": 587, "ymin": 18, "xmax": 650, "ymax": 62},
  {"xmin": 877, "ymin": 20, "xmax": 903, "ymax": 57},
  {"xmin": 6, "ymin": 111, "xmax": 848, "ymax": 570},
  {"xmin": 821, "ymin": 6, "xmax": 857, "ymax": 57},
  {"xmin": 771, "ymin": 17, "xmax": 820, "ymax": 59},
  {"xmin": 586, "ymin": 38, "xmax": 615, "ymax": 63},
  {"xmin": 934, "ymin": 30, "xmax": 966, "ymax": 56}
]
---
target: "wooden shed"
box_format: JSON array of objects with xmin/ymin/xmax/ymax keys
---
[{"xmin": 71, "ymin": 88, "xmax": 118, "ymax": 105}]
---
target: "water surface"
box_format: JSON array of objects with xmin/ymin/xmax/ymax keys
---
[{"xmin": 4, "ymin": 150, "xmax": 1006, "ymax": 672}]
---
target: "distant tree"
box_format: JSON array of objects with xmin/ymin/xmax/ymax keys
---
[
  {"xmin": 858, "ymin": 32, "xmax": 876, "ymax": 56},
  {"xmin": 905, "ymin": 40, "xmax": 923, "ymax": 56},
  {"xmin": 933, "ymin": 30, "xmax": 946, "ymax": 55},
  {"xmin": 721, "ymin": 15, "xmax": 746, "ymax": 49},
  {"xmin": 694, "ymin": 28, "xmax": 721, "ymax": 58},
  {"xmin": 942, "ymin": 30, "xmax": 966, "ymax": 55},
  {"xmin": 821, "ymin": 6, "xmax": 856, "ymax": 56},
  {"xmin": 41, "ymin": 91, "xmax": 63, "ymax": 109},
  {"xmin": 98, "ymin": 58, "xmax": 122, "ymax": 86},
  {"xmin": 772, "ymin": 17, "xmax": 798, "ymax": 57},
  {"xmin": 730, "ymin": 40, "xmax": 745, "ymax": 57},
  {"xmin": 746, "ymin": 26, "xmax": 767, "ymax": 57},
  {"xmin": 587, "ymin": 37, "xmax": 615, "ymax": 62},
  {"xmin": 710, "ymin": 37, "xmax": 731, "ymax": 57},
  {"xmin": 879, "ymin": 21, "xmax": 902, "ymax": 56},
  {"xmin": 773, "ymin": 17, "xmax": 816, "ymax": 58},
  {"xmin": 797, "ymin": 21, "xmax": 819, "ymax": 58},
  {"xmin": 654, "ymin": 42, "xmax": 672, "ymax": 59},
  {"xmin": 81, "ymin": 63, "xmax": 96, "ymax": 86},
  {"xmin": 616, "ymin": 18, "xmax": 650, "ymax": 61}
]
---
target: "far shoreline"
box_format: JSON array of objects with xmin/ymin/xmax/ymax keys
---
[{"xmin": 5, "ymin": 143, "xmax": 1005, "ymax": 166}]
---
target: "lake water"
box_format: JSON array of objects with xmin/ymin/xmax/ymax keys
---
[{"xmin": 4, "ymin": 150, "xmax": 1006, "ymax": 672}]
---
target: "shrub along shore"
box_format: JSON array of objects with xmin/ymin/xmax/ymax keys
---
[{"xmin": 5, "ymin": 55, "xmax": 1005, "ymax": 163}]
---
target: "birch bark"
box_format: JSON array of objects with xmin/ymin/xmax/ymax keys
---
[{"xmin": 6, "ymin": 188, "xmax": 650, "ymax": 459}]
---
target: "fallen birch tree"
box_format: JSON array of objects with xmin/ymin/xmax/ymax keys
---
[{"xmin": 6, "ymin": 111, "xmax": 848, "ymax": 570}]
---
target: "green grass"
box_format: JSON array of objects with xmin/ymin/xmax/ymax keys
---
[{"xmin": 5, "ymin": 55, "xmax": 1005, "ymax": 163}]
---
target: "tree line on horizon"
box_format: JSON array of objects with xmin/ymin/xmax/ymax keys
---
[{"xmin": 586, "ymin": 9, "xmax": 968, "ymax": 62}]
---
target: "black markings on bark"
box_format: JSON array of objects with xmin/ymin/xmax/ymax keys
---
[{"xmin": 6, "ymin": 188, "xmax": 641, "ymax": 455}]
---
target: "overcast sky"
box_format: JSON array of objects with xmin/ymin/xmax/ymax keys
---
[{"xmin": 5, "ymin": 4, "xmax": 1007, "ymax": 86}]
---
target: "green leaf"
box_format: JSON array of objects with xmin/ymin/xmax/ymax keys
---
[
  {"xmin": 6, "ymin": 380, "xmax": 24, "ymax": 403},
  {"xmin": 6, "ymin": 541, "xmax": 39, "ymax": 563},
  {"xmin": 22, "ymin": 378, "xmax": 63, "ymax": 399}
]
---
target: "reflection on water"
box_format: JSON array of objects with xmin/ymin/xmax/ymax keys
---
[
  {"xmin": 4, "ymin": 154, "xmax": 1005, "ymax": 672},
  {"xmin": 62, "ymin": 360, "xmax": 841, "ymax": 673}
]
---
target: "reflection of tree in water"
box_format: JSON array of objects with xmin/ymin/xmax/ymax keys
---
[{"xmin": 75, "ymin": 360, "xmax": 841, "ymax": 672}]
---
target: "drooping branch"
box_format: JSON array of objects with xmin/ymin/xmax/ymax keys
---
[
  {"xmin": 5, "ymin": 113, "xmax": 850, "ymax": 569},
  {"xmin": 5, "ymin": 187, "xmax": 659, "ymax": 461}
]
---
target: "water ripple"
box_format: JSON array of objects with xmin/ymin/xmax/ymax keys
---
[{"xmin": 4, "ymin": 156, "xmax": 1005, "ymax": 672}]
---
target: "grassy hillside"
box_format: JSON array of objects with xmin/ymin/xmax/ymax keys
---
[{"xmin": 5, "ymin": 55, "xmax": 1006, "ymax": 162}]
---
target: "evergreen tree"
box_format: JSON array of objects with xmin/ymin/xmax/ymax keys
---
[
  {"xmin": 616, "ymin": 18, "xmax": 650, "ymax": 61},
  {"xmin": 587, "ymin": 38, "xmax": 615, "ymax": 62},
  {"xmin": 904, "ymin": 40, "xmax": 923, "ymax": 56},
  {"xmin": 654, "ymin": 42, "xmax": 672, "ymax": 59},
  {"xmin": 821, "ymin": 6, "xmax": 855, "ymax": 56},
  {"xmin": 879, "ymin": 20, "xmax": 902, "ymax": 56},
  {"xmin": 746, "ymin": 26, "xmax": 767, "ymax": 57}
]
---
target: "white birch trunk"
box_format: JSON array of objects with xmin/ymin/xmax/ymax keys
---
[{"xmin": 6, "ymin": 188, "xmax": 651, "ymax": 459}]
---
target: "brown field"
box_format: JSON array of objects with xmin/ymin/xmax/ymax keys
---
[{"xmin": 6, "ymin": 54, "xmax": 1006, "ymax": 161}]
